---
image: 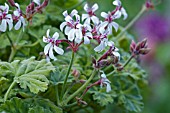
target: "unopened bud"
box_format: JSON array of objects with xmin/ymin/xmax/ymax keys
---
[
  {"xmin": 72, "ymin": 69, "xmax": 80, "ymax": 78},
  {"xmin": 146, "ymin": 1, "xmax": 154, "ymax": 9},
  {"xmin": 7, "ymin": 0, "xmax": 16, "ymax": 7},
  {"xmin": 130, "ymin": 40, "xmax": 136, "ymax": 53},
  {"xmin": 139, "ymin": 48, "xmax": 151, "ymax": 55},
  {"xmin": 140, "ymin": 38, "xmax": 147, "ymax": 48},
  {"xmin": 79, "ymin": 80, "xmax": 86, "ymax": 84},
  {"xmin": 41, "ymin": 0, "xmax": 50, "ymax": 8}
]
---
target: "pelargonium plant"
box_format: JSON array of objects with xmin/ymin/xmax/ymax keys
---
[{"xmin": 0, "ymin": 0, "xmax": 153, "ymax": 112}]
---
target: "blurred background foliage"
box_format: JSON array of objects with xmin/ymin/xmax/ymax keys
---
[{"xmin": 0, "ymin": 0, "xmax": 170, "ymax": 113}]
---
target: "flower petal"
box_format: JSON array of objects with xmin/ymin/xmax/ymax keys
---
[
  {"xmin": 60, "ymin": 22, "xmax": 67, "ymax": 31},
  {"xmin": 105, "ymin": 82, "xmax": 111, "ymax": 92},
  {"xmin": 84, "ymin": 36, "xmax": 90, "ymax": 44},
  {"xmin": 121, "ymin": 7, "xmax": 128, "ymax": 20},
  {"xmin": 82, "ymin": 14, "xmax": 89, "ymax": 21},
  {"xmin": 75, "ymin": 29, "xmax": 83, "ymax": 43},
  {"xmin": 101, "ymin": 12, "xmax": 108, "ymax": 18},
  {"xmin": 33, "ymin": 0, "xmax": 40, "ymax": 5},
  {"xmin": 14, "ymin": 20, "xmax": 21, "ymax": 30},
  {"xmin": 43, "ymin": 36, "xmax": 48, "ymax": 43},
  {"xmin": 70, "ymin": 9, "xmax": 78, "ymax": 17},
  {"xmin": 94, "ymin": 40, "xmax": 105, "ymax": 52},
  {"xmin": 113, "ymin": 0, "xmax": 121, "ymax": 6},
  {"xmin": 65, "ymin": 16, "xmax": 73, "ymax": 23},
  {"xmin": 44, "ymin": 43, "xmax": 52, "ymax": 55},
  {"xmin": 0, "ymin": 19, "xmax": 7, "ymax": 32},
  {"xmin": 53, "ymin": 32, "xmax": 59, "ymax": 40},
  {"xmin": 84, "ymin": 17, "xmax": 91, "ymax": 25},
  {"xmin": 49, "ymin": 46, "xmax": 57, "ymax": 60},
  {"xmin": 63, "ymin": 10, "xmax": 68, "ymax": 17},
  {"xmin": 54, "ymin": 46, "xmax": 64, "ymax": 55},
  {"xmin": 92, "ymin": 3, "xmax": 98, "ymax": 12},
  {"xmin": 64, "ymin": 26, "xmax": 71, "ymax": 35},
  {"xmin": 99, "ymin": 21, "xmax": 108, "ymax": 34},
  {"xmin": 91, "ymin": 16, "xmax": 99, "ymax": 25},
  {"xmin": 111, "ymin": 22, "xmax": 119, "ymax": 32},
  {"xmin": 84, "ymin": 4, "xmax": 88, "ymax": 12},
  {"xmin": 46, "ymin": 29, "xmax": 50, "ymax": 37},
  {"xmin": 6, "ymin": 19, "xmax": 13, "ymax": 31},
  {"xmin": 68, "ymin": 29, "xmax": 75, "ymax": 41}
]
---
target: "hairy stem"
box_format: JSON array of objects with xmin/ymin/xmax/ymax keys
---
[
  {"xmin": 64, "ymin": 69, "xmax": 97, "ymax": 104},
  {"xmin": 116, "ymin": 5, "xmax": 147, "ymax": 40},
  {"xmin": 4, "ymin": 80, "xmax": 16, "ymax": 102},
  {"xmin": 61, "ymin": 51, "xmax": 75, "ymax": 99},
  {"xmin": 22, "ymin": 40, "xmax": 39, "ymax": 47},
  {"xmin": 6, "ymin": 32, "xmax": 14, "ymax": 48},
  {"xmin": 8, "ymin": 47, "xmax": 17, "ymax": 62}
]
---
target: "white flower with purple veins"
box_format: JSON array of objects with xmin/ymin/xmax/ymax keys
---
[
  {"xmin": 78, "ymin": 24, "xmax": 93, "ymax": 44},
  {"xmin": 100, "ymin": 12, "xmax": 119, "ymax": 34},
  {"xmin": 0, "ymin": 3, "xmax": 13, "ymax": 32},
  {"xmin": 13, "ymin": 3, "xmax": 26, "ymax": 30},
  {"xmin": 94, "ymin": 37, "xmax": 114, "ymax": 52},
  {"xmin": 60, "ymin": 9, "xmax": 78, "ymax": 34},
  {"xmin": 43, "ymin": 29, "xmax": 64, "ymax": 60},
  {"xmin": 100, "ymin": 72, "xmax": 111, "ymax": 92},
  {"xmin": 60, "ymin": 11, "xmax": 83, "ymax": 43},
  {"xmin": 82, "ymin": 3, "xmax": 99, "ymax": 25},
  {"xmin": 113, "ymin": 0, "xmax": 128, "ymax": 20}
]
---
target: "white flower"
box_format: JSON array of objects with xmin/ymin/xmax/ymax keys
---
[
  {"xmin": 94, "ymin": 38, "xmax": 114, "ymax": 52},
  {"xmin": 100, "ymin": 12, "xmax": 119, "ymax": 34},
  {"xmin": 0, "ymin": 3, "xmax": 13, "ymax": 32},
  {"xmin": 82, "ymin": 3, "xmax": 99, "ymax": 25},
  {"xmin": 43, "ymin": 29, "xmax": 64, "ymax": 60},
  {"xmin": 100, "ymin": 72, "xmax": 111, "ymax": 92},
  {"xmin": 13, "ymin": 3, "xmax": 26, "ymax": 30},
  {"xmin": 112, "ymin": 0, "xmax": 128, "ymax": 20},
  {"xmin": 77, "ymin": 24, "xmax": 93, "ymax": 44},
  {"xmin": 60, "ymin": 10, "xmax": 83, "ymax": 43}
]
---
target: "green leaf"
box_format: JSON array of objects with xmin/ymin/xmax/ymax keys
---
[
  {"xmin": 0, "ymin": 57, "xmax": 55, "ymax": 94},
  {"xmin": 28, "ymin": 106, "xmax": 53, "ymax": 113},
  {"xmin": 0, "ymin": 97, "xmax": 29, "ymax": 113},
  {"xmin": 90, "ymin": 88, "xmax": 115, "ymax": 106},
  {"xmin": 0, "ymin": 97, "xmax": 63, "ymax": 113},
  {"xmin": 113, "ymin": 76, "xmax": 144, "ymax": 112}
]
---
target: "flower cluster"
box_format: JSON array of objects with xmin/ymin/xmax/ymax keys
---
[
  {"xmin": 0, "ymin": 0, "xmax": 49, "ymax": 32},
  {"xmin": 43, "ymin": 0, "xmax": 128, "ymax": 61}
]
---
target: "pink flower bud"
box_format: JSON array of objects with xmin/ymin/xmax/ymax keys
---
[{"xmin": 7, "ymin": 0, "xmax": 16, "ymax": 7}]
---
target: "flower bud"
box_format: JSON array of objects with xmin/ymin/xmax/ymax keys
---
[
  {"xmin": 139, "ymin": 48, "xmax": 151, "ymax": 55},
  {"xmin": 140, "ymin": 38, "xmax": 147, "ymax": 48},
  {"xmin": 71, "ymin": 69, "xmax": 80, "ymax": 78},
  {"xmin": 130, "ymin": 40, "xmax": 136, "ymax": 53},
  {"xmin": 7, "ymin": 0, "xmax": 16, "ymax": 7}
]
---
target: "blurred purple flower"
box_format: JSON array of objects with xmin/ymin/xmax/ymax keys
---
[{"xmin": 136, "ymin": 12, "xmax": 170, "ymax": 42}]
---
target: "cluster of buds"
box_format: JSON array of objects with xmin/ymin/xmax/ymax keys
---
[
  {"xmin": 130, "ymin": 38, "xmax": 151, "ymax": 56},
  {"xmin": 43, "ymin": 0, "xmax": 128, "ymax": 61},
  {"xmin": 0, "ymin": 0, "xmax": 49, "ymax": 32}
]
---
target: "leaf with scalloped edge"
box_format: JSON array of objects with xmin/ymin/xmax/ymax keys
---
[
  {"xmin": 0, "ymin": 57, "xmax": 55, "ymax": 94},
  {"xmin": 89, "ymin": 88, "xmax": 116, "ymax": 106}
]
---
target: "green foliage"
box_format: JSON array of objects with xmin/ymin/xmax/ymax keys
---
[
  {"xmin": 0, "ymin": 57, "xmax": 55, "ymax": 94},
  {"xmin": 0, "ymin": 97, "xmax": 63, "ymax": 113}
]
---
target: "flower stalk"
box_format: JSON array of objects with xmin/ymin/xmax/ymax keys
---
[
  {"xmin": 61, "ymin": 51, "xmax": 75, "ymax": 100},
  {"xmin": 4, "ymin": 80, "xmax": 16, "ymax": 102},
  {"xmin": 64, "ymin": 69, "xmax": 98, "ymax": 105}
]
